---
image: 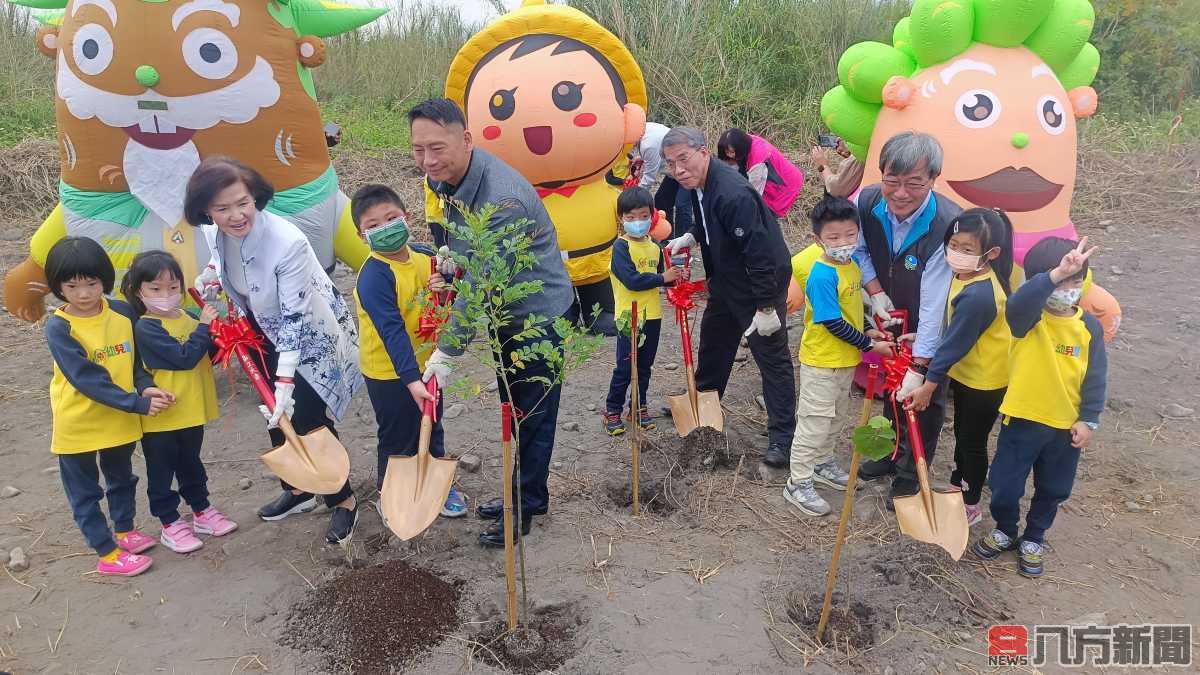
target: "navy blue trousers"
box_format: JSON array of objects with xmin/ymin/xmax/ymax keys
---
[
  {"xmin": 142, "ymin": 425, "xmax": 210, "ymax": 525},
  {"xmin": 988, "ymin": 416, "xmax": 1081, "ymax": 544},
  {"xmin": 606, "ymin": 318, "xmax": 661, "ymax": 413},
  {"xmin": 58, "ymin": 443, "xmax": 138, "ymax": 556},
  {"xmin": 365, "ymin": 376, "xmax": 445, "ymax": 490}
]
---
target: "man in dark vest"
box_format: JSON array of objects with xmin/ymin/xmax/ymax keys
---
[
  {"xmin": 661, "ymin": 127, "xmax": 797, "ymax": 467},
  {"xmin": 853, "ymin": 132, "xmax": 962, "ymax": 506}
]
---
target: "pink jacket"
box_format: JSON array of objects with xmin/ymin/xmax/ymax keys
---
[{"xmin": 747, "ymin": 135, "xmax": 805, "ymax": 218}]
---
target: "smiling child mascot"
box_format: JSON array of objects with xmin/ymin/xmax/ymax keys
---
[
  {"xmin": 820, "ymin": 0, "xmax": 1120, "ymax": 339},
  {"xmin": 441, "ymin": 0, "xmax": 648, "ymax": 335},
  {"xmin": 3, "ymin": 0, "xmax": 383, "ymax": 322}
]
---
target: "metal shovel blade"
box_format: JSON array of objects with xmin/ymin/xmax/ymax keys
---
[
  {"xmin": 667, "ymin": 390, "xmax": 724, "ymax": 437},
  {"xmin": 667, "ymin": 392, "xmax": 700, "ymax": 437},
  {"xmin": 893, "ymin": 489, "xmax": 970, "ymax": 560},
  {"xmin": 261, "ymin": 425, "xmax": 350, "ymax": 495},
  {"xmin": 380, "ymin": 452, "xmax": 457, "ymax": 541}
]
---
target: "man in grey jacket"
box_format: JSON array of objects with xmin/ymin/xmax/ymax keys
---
[{"xmin": 410, "ymin": 98, "xmax": 574, "ymax": 548}]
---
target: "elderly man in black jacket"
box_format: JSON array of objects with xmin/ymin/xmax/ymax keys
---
[{"xmin": 662, "ymin": 127, "xmax": 796, "ymax": 466}]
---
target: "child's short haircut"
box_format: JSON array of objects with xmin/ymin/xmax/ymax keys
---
[
  {"xmin": 350, "ymin": 184, "xmax": 407, "ymax": 229},
  {"xmin": 45, "ymin": 237, "xmax": 114, "ymax": 302},
  {"xmin": 809, "ymin": 194, "xmax": 858, "ymax": 235},
  {"xmin": 617, "ymin": 186, "xmax": 654, "ymax": 217},
  {"xmin": 120, "ymin": 250, "xmax": 185, "ymax": 315},
  {"xmin": 1025, "ymin": 237, "xmax": 1087, "ymax": 282}
]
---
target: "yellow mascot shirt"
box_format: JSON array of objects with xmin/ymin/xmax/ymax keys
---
[
  {"xmin": 541, "ymin": 181, "xmax": 620, "ymax": 287},
  {"xmin": 355, "ymin": 250, "xmax": 434, "ymax": 382},
  {"xmin": 134, "ymin": 313, "xmax": 220, "ymax": 433}
]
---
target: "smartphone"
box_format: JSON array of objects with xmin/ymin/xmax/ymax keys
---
[
  {"xmin": 817, "ymin": 132, "xmax": 840, "ymax": 148},
  {"xmin": 323, "ymin": 122, "xmax": 341, "ymax": 148}
]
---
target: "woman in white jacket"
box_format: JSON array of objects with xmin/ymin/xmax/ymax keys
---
[{"xmin": 185, "ymin": 157, "xmax": 363, "ymax": 544}]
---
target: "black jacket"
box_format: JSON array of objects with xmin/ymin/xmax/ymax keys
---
[{"xmin": 688, "ymin": 158, "xmax": 791, "ymax": 308}]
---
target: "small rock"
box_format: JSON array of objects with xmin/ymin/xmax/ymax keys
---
[
  {"xmin": 42, "ymin": 466, "xmax": 59, "ymax": 475},
  {"xmin": 663, "ymin": 362, "xmax": 679, "ymax": 371},
  {"xmin": 486, "ymin": 380, "xmax": 499, "ymax": 392},
  {"xmin": 561, "ymin": 421, "xmax": 580, "ymax": 432},
  {"xmin": 552, "ymin": 462, "xmax": 563, "ymax": 470},
  {"xmin": 7, "ymin": 547, "xmax": 27, "ymax": 572},
  {"xmin": 1106, "ymin": 398, "xmax": 1132, "ymax": 413},
  {"xmin": 1110, "ymin": 265, "xmax": 1124, "ymax": 276},
  {"xmin": 587, "ymin": 403, "xmax": 597, "ymax": 412},
  {"xmin": 237, "ymin": 478, "xmax": 253, "ymax": 491},
  {"xmin": 1124, "ymin": 500, "xmax": 1144, "ymax": 512},
  {"xmin": 0, "ymin": 486, "xmax": 20, "ymax": 499},
  {"xmin": 754, "ymin": 395, "xmax": 766, "ymax": 411},
  {"xmin": 1161, "ymin": 403, "xmax": 1194, "ymax": 419},
  {"xmin": 733, "ymin": 352, "xmax": 748, "ymax": 363},
  {"xmin": 444, "ymin": 403, "xmax": 466, "ymax": 420},
  {"xmin": 1098, "ymin": 220, "xmax": 1113, "ymax": 227},
  {"xmin": 756, "ymin": 462, "xmax": 786, "ymax": 483},
  {"xmin": 459, "ymin": 453, "xmax": 482, "ymax": 473}
]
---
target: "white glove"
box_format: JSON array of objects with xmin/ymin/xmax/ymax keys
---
[
  {"xmin": 422, "ymin": 348, "xmax": 454, "ymax": 384},
  {"xmin": 435, "ymin": 245, "xmax": 458, "ymax": 277},
  {"xmin": 194, "ymin": 264, "xmax": 221, "ymax": 300},
  {"xmin": 666, "ymin": 232, "xmax": 696, "ymax": 255},
  {"xmin": 868, "ymin": 291, "xmax": 901, "ymax": 327},
  {"xmin": 743, "ymin": 308, "xmax": 783, "ymax": 338},
  {"xmin": 895, "ymin": 369, "xmax": 925, "ymax": 402},
  {"xmin": 262, "ymin": 382, "xmax": 295, "ymax": 429}
]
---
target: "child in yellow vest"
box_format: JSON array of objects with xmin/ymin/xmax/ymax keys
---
[
  {"xmin": 351, "ymin": 185, "xmax": 466, "ymax": 518},
  {"xmin": 785, "ymin": 196, "xmax": 894, "ymax": 517},
  {"xmin": 122, "ymin": 251, "xmax": 236, "ymax": 554},
  {"xmin": 904, "ymin": 209, "xmax": 1014, "ymax": 527},
  {"xmin": 43, "ymin": 238, "xmax": 174, "ymax": 576},
  {"xmin": 603, "ymin": 187, "xmax": 679, "ymax": 435},
  {"xmin": 973, "ymin": 237, "xmax": 1107, "ymax": 578}
]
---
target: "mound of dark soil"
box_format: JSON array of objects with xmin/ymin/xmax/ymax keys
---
[
  {"xmin": 473, "ymin": 601, "xmax": 585, "ymax": 674},
  {"xmin": 283, "ymin": 560, "xmax": 462, "ymax": 673},
  {"xmin": 786, "ymin": 591, "xmax": 877, "ymax": 650}
]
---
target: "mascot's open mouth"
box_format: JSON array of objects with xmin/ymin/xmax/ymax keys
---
[
  {"xmin": 124, "ymin": 112, "xmax": 196, "ymax": 151},
  {"xmin": 523, "ymin": 126, "xmax": 554, "ymax": 155},
  {"xmin": 948, "ymin": 167, "xmax": 1063, "ymax": 212}
]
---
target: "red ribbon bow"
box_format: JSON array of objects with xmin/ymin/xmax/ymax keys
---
[
  {"xmin": 416, "ymin": 259, "xmax": 460, "ymax": 340},
  {"xmin": 666, "ymin": 279, "xmax": 707, "ymax": 314},
  {"xmin": 210, "ymin": 315, "xmax": 267, "ymax": 372},
  {"xmin": 536, "ymin": 185, "xmax": 580, "ymax": 199}
]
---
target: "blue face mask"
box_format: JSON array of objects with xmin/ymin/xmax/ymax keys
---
[{"xmin": 624, "ymin": 218, "xmax": 652, "ymax": 238}]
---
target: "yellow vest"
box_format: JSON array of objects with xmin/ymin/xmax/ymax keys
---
[
  {"xmin": 793, "ymin": 244, "xmax": 864, "ymax": 369},
  {"xmin": 140, "ymin": 313, "xmax": 219, "ymax": 433},
  {"xmin": 1000, "ymin": 307, "xmax": 1095, "ymax": 429},
  {"xmin": 611, "ymin": 236, "xmax": 664, "ymax": 322},
  {"xmin": 947, "ymin": 270, "xmax": 1011, "ymax": 391},
  {"xmin": 49, "ymin": 300, "xmax": 144, "ymax": 454},
  {"xmin": 355, "ymin": 251, "xmax": 433, "ymax": 381}
]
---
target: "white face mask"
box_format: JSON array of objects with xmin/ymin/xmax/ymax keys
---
[
  {"xmin": 824, "ymin": 244, "xmax": 856, "ymax": 263},
  {"xmin": 945, "ymin": 247, "xmax": 984, "ymax": 273},
  {"xmin": 1046, "ymin": 287, "xmax": 1082, "ymax": 313}
]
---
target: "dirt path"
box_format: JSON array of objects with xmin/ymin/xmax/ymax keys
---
[{"xmin": 1, "ymin": 155, "xmax": 1198, "ymax": 674}]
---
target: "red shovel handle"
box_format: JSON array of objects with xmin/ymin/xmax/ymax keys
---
[
  {"xmin": 501, "ymin": 402, "xmax": 513, "ymax": 442},
  {"xmin": 424, "ymin": 376, "xmax": 439, "ymax": 421},
  {"xmin": 904, "ymin": 407, "xmax": 926, "ymax": 463}
]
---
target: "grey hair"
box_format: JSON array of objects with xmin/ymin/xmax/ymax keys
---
[
  {"xmin": 661, "ymin": 126, "xmax": 707, "ymax": 156},
  {"xmin": 879, "ymin": 131, "xmax": 944, "ymax": 178}
]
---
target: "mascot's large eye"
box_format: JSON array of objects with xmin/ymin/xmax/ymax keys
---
[
  {"xmin": 489, "ymin": 88, "xmax": 516, "ymax": 121},
  {"xmin": 1037, "ymin": 95, "xmax": 1066, "ymax": 135},
  {"xmin": 71, "ymin": 23, "xmax": 113, "ymax": 76},
  {"xmin": 182, "ymin": 28, "xmax": 238, "ymax": 80},
  {"xmin": 954, "ymin": 89, "xmax": 1001, "ymax": 129},
  {"xmin": 552, "ymin": 81, "xmax": 584, "ymax": 111}
]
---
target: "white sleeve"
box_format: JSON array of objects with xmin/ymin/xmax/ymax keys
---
[{"xmin": 747, "ymin": 162, "xmax": 768, "ymax": 195}]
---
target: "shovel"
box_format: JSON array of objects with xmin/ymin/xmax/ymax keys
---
[
  {"xmin": 665, "ymin": 251, "xmax": 723, "ymax": 436},
  {"xmin": 189, "ymin": 289, "xmax": 350, "ymax": 495},
  {"xmin": 629, "ymin": 302, "xmax": 642, "ymax": 516},
  {"xmin": 380, "ymin": 376, "xmax": 458, "ymax": 541},
  {"xmin": 892, "ymin": 407, "xmax": 969, "ymax": 560}
]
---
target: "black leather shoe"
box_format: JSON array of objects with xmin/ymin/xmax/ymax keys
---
[
  {"xmin": 479, "ymin": 514, "xmax": 533, "ymax": 548},
  {"xmin": 476, "ymin": 498, "xmax": 547, "ymax": 521},
  {"xmin": 326, "ymin": 502, "xmax": 359, "ymax": 543},
  {"xmin": 257, "ymin": 490, "xmax": 317, "ymax": 521},
  {"xmin": 858, "ymin": 457, "xmax": 896, "ymax": 482},
  {"xmin": 763, "ymin": 444, "xmax": 789, "ymax": 468},
  {"xmin": 886, "ymin": 477, "xmax": 920, "ymax": 512}
]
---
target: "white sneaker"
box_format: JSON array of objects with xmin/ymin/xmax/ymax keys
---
[
  {"xmin": 784, "ymin": 479, "xmax": 831, "ymax": 516},
  {"xmin": 813, "ymin": 461, "xmax": 851, "ymax": 491}
]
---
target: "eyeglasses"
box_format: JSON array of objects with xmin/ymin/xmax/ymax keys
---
[
  {"xmin": 664, "ymin": 151, "xmax": 700, "ymax": 173},
  {"xmin": 881, "ymin": 177, "xmax": 932, "ymax": 192}
]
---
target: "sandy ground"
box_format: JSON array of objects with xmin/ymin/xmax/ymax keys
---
[{"xmin": 1, "ymin": 156, "xmax": 1199, "ymax": 674}]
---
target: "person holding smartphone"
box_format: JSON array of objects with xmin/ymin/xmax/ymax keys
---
[{"xmin": 811, "ymin": 134, "xmax": 865, "ymax": 199}]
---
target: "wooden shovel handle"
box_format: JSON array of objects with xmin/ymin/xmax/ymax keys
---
[
  {"xmin": 500, "ymin": 403, "xmax": 518, "ymax": 631},
  {"xmin": 630, "ymin": 302, "xmax": 641, "ymax": 517}
]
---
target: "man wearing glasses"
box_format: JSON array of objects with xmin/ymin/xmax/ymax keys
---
[
  {"xmin": 662, "ymin": 127, "xmax": 796, "ymax": 468},
  {"xmin": 852, "ymin": 131, "xmax": 963, "ymax": 506}
]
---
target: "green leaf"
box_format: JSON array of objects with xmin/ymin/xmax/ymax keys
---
[{"xmin": 853, "ymin": 415, "xmax": 897, "ymax": 461}]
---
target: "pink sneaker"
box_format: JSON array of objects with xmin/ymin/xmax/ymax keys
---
[
  {"xmin": 96, "ymin": 550, "xmax": 152, "ymax": 577},
  {"xmin": 965, "ymin": 503, "xmax": 983, "ymax": 526},
  {"xmin": 115, "ymin": 530, "xmax": 156, "ymax": 554},
  {"xmin": 192, "ymin": 507, "xmax": 238, "ymax": 537},
  {"xmin": 160, "ymin": 519, "xmax": 203, "ymax": 553}
]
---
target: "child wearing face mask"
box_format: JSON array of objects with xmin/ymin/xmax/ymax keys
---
[
  {"xmin": 785, "ymin": 196, "xmax": 894, "ymax": 517},
  {"xmin": 122, "ymin": 250, "xmax": 236, "ymax": 554},
  {"xmin": 603, "ymin": 187, "xmax": 679, "ymax": 436},
  {"xmin": 972, "ymin": 236, "xmax": 1107, "ymax": 579},
  {"xmin": 351, "ymin": 184, "xmax": 467, "ymax": 519},
  {"xmin": 904, "ymin": 208, "xmax": 1014, "ymax": 526}
]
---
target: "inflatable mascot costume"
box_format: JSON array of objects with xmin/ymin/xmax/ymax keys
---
[
  {"xmin": 4, "ymin": 0, "xmax": 382, "ymax": 322},
  {"xmin": 441, "ymin": 0, "xmax": 647, "ymax": 334},
  {"xmin": 820, "ymin": 0, "xmax": 1120, "ymax": 339}
]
